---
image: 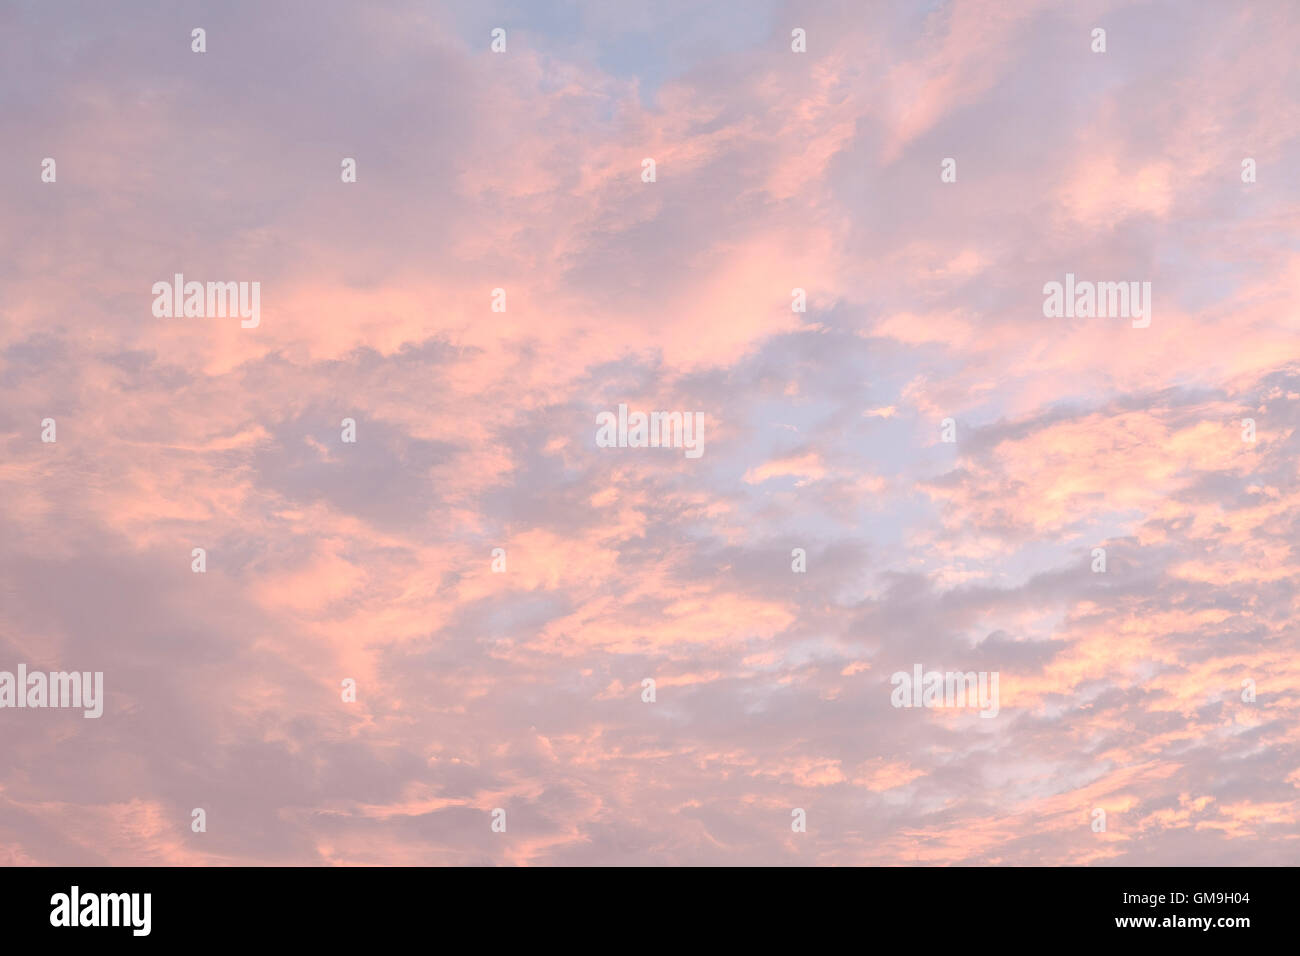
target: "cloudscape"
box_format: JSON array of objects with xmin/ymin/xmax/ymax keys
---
[{"xmin": 1, "ymin": 0, "xmax": 1298, "ymax": 866}]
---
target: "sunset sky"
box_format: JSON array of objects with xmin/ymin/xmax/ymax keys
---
[{"xmin": 1, "ymin": 0, "xmax": 1298, "ymax": 865}]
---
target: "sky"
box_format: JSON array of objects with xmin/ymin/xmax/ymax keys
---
[{"xmin": 0, "ymin": 0, "xmax": 1298, "ymax": 865}]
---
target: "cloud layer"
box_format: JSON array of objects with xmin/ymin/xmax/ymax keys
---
[{"xmin": 1, "ymin": 0, "xmax": 1298, "ymax": 865}]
